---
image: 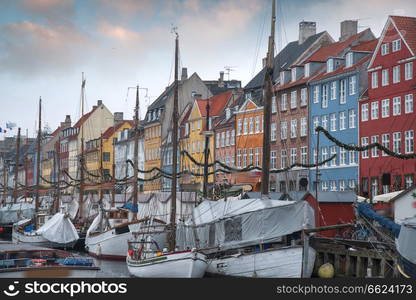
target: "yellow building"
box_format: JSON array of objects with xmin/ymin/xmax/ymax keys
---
[{"xmin": 143, "ymin": 122, "xmax": 162, "ymax": 192}]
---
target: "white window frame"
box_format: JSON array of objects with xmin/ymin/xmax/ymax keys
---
[
  {"xmin": 392, "ymin": 39, "xmax": 401, "ymax": 52},
  {"xmin": 281, "ymin": 150, "xmax": 287, "ymax": 169},
  {"xmin": 305, "ymin": 63, "xmax": 310, "ymax": 78},
  {"xmin": 313, "ymin": 86, "xmax": 319, "ymax": 104},
  {"xmin": 381, "ymin": 43, "xmax": 389, "ymax": 55},
  {"xmin": 382, "ymin": 69, "xmax": 389, "ymax": 86},
  {"xmin": 321, "ymin": 115, "xmax": 328, "ymax": 130},
  {"xmin": 371, "ymin": 71, "xmax": 378, "ymax": 89},
  {"xmin": 237, "ymin": 119, "xmax": 242, "ymax": 135},
  {"xmin": 330, "ymin": 113, "xmax": 337, "ymax": 131},
  {"xmin": 272, "ymin": 96, "xmax": 277, "ymax": 113},
  {"xmin": 340, "ymin": 79, "xmax": 346, "ymax": 104},
  {"xmin": 393, "ymin": 132, "xmax": 401, "ymax": 154},
  {"xmin": 393, "ymin": 97, "xmax": 401, "ymax": 116},
  {"xmin": 322, "ymin": 84, "xmax": 329, "ymax": 108},
  {"xmin": 361, "ymin": 103, "xmax": 368, "ymax": 121},
  {"xmin": 330, "ymin": 81, "xmax": 337, "ymax": 100},
  {"xmin": 300, "ymin": 88, "xmax": 307, "ymax": 106},
  {"xmin": 290, "ymin": 119, "xmax": 297, "ymax": 138},
  {"xmin": 291, "ymin": 90, "xmax": 297, "ymax": 109},
  {"xmin": 340, "ymin": 148, "xmax": 347, "ymax": 165},
  {"xmin": 281, "ymin": 93, "xmax": 287, "ymax": 111},
  {"xmin": 290, "ymin": 148, "xmax": 297, "ymax": 165},
  {"xmin": 405, "ymin": 62, "xmax": 413, "ymax": 80},
  {"xmin": 405, "ymin": 130, "xmax": 414, "ymax": 154},
  {"xmin": 271, "ymin": 123, "xmax": 277, "ymax": 141},
  {"xmin": 327, "ymin": 58, "xmax": 334, "ymax": 73},
  {"xmin": 381, "ymin": 133, "xmax": 390, "ymax": 156},
  {"xmin": 371, "ymin": 101, "xmax": 379, "ymax": 120},
  {"xmin": 349, "ymin": 109, "xmax": 356, "ymax": 129},
  {"xmin": 339, "ymin": 111, "xmax": 346, "ymax": 130},
  {"xmin": 346, "ymin": 52, "xmax": 353, "ymax": 68},
  {"xmin": 301, "ymin": 146, "xmax": 307, "ymax": 164},
  {"xmin": 349, "ymin": 76, "xmax": 356, "ymax": 95},
  {"xmin": 330, "ymin": 146, "xmax": 337, "ymax": 166},
  {"xmin": 361, "ymin": 137, "xmax": 369, "ymax": 158},
  {"xmin": 255, "ymin": 116, "xmax": 260, "ymax": 133},
  {"xmin": 381, "ymin": 99, "xmax": 390, "ymax": 118},
  {"xmin": 393, "ymin": 65, "xmax": 400, "ymax": 83},
  {"xmin": 405, "ymin": 94, "xmax": 414, "ymax": 114},
  {"xmin": 280, "ymin": 121, "xmax": 287, "ymax": 140},
  {"xmin": 300, "ymin": 117, "xmax": 307, "ymax": 137},
  {"xmin": 313, "ymin": 116, "xmax": 319, "ymax": 134},
  {"xmin": 371, "ymin": 135, "xmax": 379, "ymax": 157}
]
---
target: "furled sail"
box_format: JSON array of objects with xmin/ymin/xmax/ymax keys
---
[
  {"xmin": 36, "ymin": 213, "xmax": 79, "ymax": 244},
  {"xmin": 0, "ymin": 203, "xmax": 35, "ymax": 224}
]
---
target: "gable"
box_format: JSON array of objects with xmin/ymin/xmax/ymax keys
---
[
  {"xmin": 189, "ymin": 100, "xmax": 202, "ymax": 120},
  {"xmin": 238, "ymin": 98, "xmax": 259, "ymax": 112}
]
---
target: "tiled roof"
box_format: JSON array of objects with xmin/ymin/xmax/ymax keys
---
[
  {"xmin": 391, "ymin": 15, "xmax": 416, "ymax": 54},
  {"xmin": 244, "ymin": 31, "xmax": 329, "ymax": 90},
  {"xmin": 351, "ymin": 39, "xmax": 378, "ymax": 52},
  {"xmin": 73, "ymin": 106, "xmax": 98, "ymax": 128},
  {"xmin": 101, "ymin": 120, "xmax": 134, "ymax": 139},
  {"xmin": 196, "ymin": 90, "xmax": 233, "ymax": 117},
  {"xmin": 50, "ymin": 126, "xmax": 61, "ymax": 137}
]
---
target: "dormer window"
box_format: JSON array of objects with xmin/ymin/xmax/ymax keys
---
[
  {"xmin": 291, "ymin": 68, "xmax": 297, "ymax": 82},
  {"xmin": 225, "ymin": 108, "xmax": 231, "ymax": 120},
  {"xmin": 280, "ymin": 71, "xmax": 285, "ymax": 84},
  {"xmin": 381, "ymin": 43, "xmax": 389, "ymax": 55},
  {"xmin": 327, "ymin": 59, "xmax": 334, "ymax": 73},
  {"xmin": 304, "ymin": 63, "xmax": 310, "ymax": 78},
  {"xmin": 392, "ymin": 39, "xmax": 401, "ymax": 52},
  {"xmin": 346, "ymin": 52, "xmax": 353, "ymax": 68}
]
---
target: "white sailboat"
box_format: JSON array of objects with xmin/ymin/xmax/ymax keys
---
[{"xmin": 127, "ymin": 29, "xmax": 208, "ymax": 278}]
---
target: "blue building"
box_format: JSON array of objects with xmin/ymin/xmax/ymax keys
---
[{"xmin": 308, "ymin": 39, "xmax": 377, "ymax": 192}]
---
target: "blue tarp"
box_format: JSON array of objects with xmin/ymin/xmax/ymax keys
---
[
  {"xmin": 24, "ymin": 225, "xmax": 34, "ymax": 232},
  {"xmin": 357, "ymin": 202, "xmax": 401, "ymax": 238},
  {"xmin": 56, "ymin": 258, "xmax": 94, "ymax": 267},
  {"xmin": 121, "ymin": 201, "xmax": 138, "ymax": 213}
]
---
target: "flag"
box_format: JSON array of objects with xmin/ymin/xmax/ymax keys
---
[{"xmin": 6, "ymin": 122, "xmax": 16, "ymax": 130}]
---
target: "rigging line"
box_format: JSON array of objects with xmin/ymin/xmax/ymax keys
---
[{"xmin": 251, "ymin": 4, "xmax": 268, "ymax": 77}]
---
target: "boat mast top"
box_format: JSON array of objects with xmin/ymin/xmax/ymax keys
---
[
  {"xmin": 261, "ymin": 0, "xmax": 276, "ymax": 197},
  {"xmin": 35, "ymin": 97, "xmax": 42, "ymax": 222},
  {"xmin": 168, "ymin": 27, "xmax": 179, "ymax": 252},
  {"xmin": 132, "ymin": 84, "xmax": 140, "ymax": 220}
]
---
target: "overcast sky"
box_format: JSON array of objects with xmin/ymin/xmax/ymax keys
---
[{"xmin": 1, "ymin": 0, "xmax": 415, "ymax": 139}]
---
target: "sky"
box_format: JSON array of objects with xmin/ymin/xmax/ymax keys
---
[{"xmin": 0, "ymin": 0, "xmax": 415, "ymax": 139}]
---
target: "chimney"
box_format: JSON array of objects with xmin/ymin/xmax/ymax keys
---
[
  {"xmin": 218, "ymin": 71, "xmax": 225, "ymax": 88},
  {"xmin": 262, "ymin": 57, "xmax": 267, "ymax": 68},
  {"xmin": 181, "ymin": 67, "xmax": 188, "ymax": 81},
  {"xmin": 340, "ymin": 20, "xmax": 358, "ymax": 41},
  {"xmin": 299, "ymin": 21, "xmax": 316, "ymax": 44},
  {"xmin": 97, "ymin": 100, "xmax": 103, "ymax": 106},
  {"xmin": 60, "ymin": 115, "xmax": 71, "ymax": 129},
  {"xmin": 114, "ymin": 112, "xmax": 124, "ymax": 125}
]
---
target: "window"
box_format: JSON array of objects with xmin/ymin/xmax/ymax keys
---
[
  {"xmin": 349, "ymin": 76, "xmax": 356, "ymax": 95},
  {"xmin": 349, "ymin": 179, "xmax": 356, "ymax": 191},
  {"xmin": 281, "ymin": 93, "xmax": 287, "ymax": 111},
  {"xmin": 290, "ymin": 119, "xmax": 297, "ymax": 138},
  {"xmin": 300, "ymin": 88, "xmax": 307, "ymax": 106},
  {"xmin": 248, "ymin": 117, "xmax": 254, "ymax": 134},
  {"xmin": 272, "ymin": 96, "xmax": 277, "ymax": 113},
  {"xmin": 248, "ymin": 148, "xmax": 253, "ymax": 165},
  {"xmin": 280, "ymin": 121, "xmax": 287, "ymax": 140},
  {"xmin": 330, "ymin": 81, "xmax": 337, "ymax": 100},
  {"xmin": 381, "ymin": 99, "xmax": 390, "ymax": 118},
  {"xmin": 322, "ymin": 84, "xmax": 328, "ymax": 108},
  {"xmin": 393, "ymin": 65, "xmax": 400, "ymax": 83},
  {"xmin": 291, "ymin": 68, "xmax": 297, "ymax": 82},
  {"xmin": 313, "ymin": 148, "xmax": 318, "ymax": 164},
  {"xmin": 381, "ymin": 43, "xmax": 389, "ymax": 55},
  {"xmin": 349, "ymin": 109, "xmax": 356, "ymax": 128},
  {"xmin": 346, "ymin": 52, "xmax": 353, "ymax": 68},
  {"xmin": 361, "ymin": 103, "xmax": 369, "ymax": 121},
  {"xmin": 301, "ymin": 147, "xmax": 308, "ymax": 164},
  {"xmin": 339, "ymin": 111, "xmax": 346, "ymax": 130},
  {"xmin": 243, "ymin": 149, "xmax": 247, "ymax": 167},
  {"xmin": 231, "ymin": 130, "xmax": 235, "ymax": 145},
  {"xmin": 327, "ymin": 58, "xmax": 334, "ymax": 72},
  {"xmin": 321, "ymin": 115, "xmax": 328, "ymax": 130},
  {"xmin": 371, "ymin": 72, "xmax": 378, "ymax": 89},
  {"xmin": 243, "ymin": 118, "xmax": 248, "ymax": 135},
  {"xmin": 371, "ymin": 135, "xmax": 379, "ymax": 157},
  {"xmin": 339, "ymin": 180, "xmax": 346, "ymax": 191},
  {"xmin": 349, "ymin": 144, "xmax": 357, "ymax": 164},
  {"xmin": 300, "ymin": 117, "xmax": 307, "ymax": 137},
  {"xmin": 221, "ymin": 131, "xmax": 225, "ymax": 147},
  {"xmin": 340, "ymin": 148, "xmax": 346, "ymax": 165},
  {"xmin": 405, "ymin": 62, "xmax": 413, "ymax": 80},
  {"xmin": 291, "ymin": 91, "xmax": 297, "ymax": 109},
  {"xmin": 271, "ymin": 151, "xmax": 277, "ymax": 169},
  {"xmin": 313, "ymin": 116, "xmax": 319, "ymax": 134},
  {"xmin": 371, "ymin": 101, "xmax": 379, "ymax": 120},
  {"xmin": 393, "ymin": 132, "xmax": 401, "ymax": 153},
  {"xmin": 382, "ymin": 133, "xmax": 390, "ymax": 156},
  {"xmin": 405, "ymin": 94, "xmax": 414, "ymax": 113},
  {"xmin": 313, "ymin": 86, "xmax": 319, "ymax": 104},
  {"xmin": 330, "ymin": 146, "xmax": 337, "ymax": 166},
  {"xmin": 371, "ymin": 177, "xmax": 379, "ymax": 197},
  {"xmin": 216, "ymin": 133, "xmax": 220, "ymax": 148},
  {"xmin": 290, "ymin": 148, "xmax": 297, "ymax": 165},
  {"xmin": 382, "ymin": 69, "xmax": 389, "ymax": 86},
  {"xmin": 305, "ymin": 63, "xmax": 310, "ymax": 77},
  {"xmin": 361, "ymin": 137, "xmax": 369, "ymax": 158},
  {"xmin": 236, "ymin": 150, "xmax": 241, "ymax": 167},
  {"xmin": 271, "ymin": 123, "xmax": 277, "ymax": 141},
  {"xmin": 330, "ymin": 180, "xmax": 337, "ymax": 191},
  {"xmin": 280, "ymin": 72, "xmax": 285, "ymax": 84},
  {"xmin": 330, "ymin": 113, "xmax": 337, "ymax": 131},
  {"xmin": 405, "ymin": 130, "xmax": 414, "ymax": 153},
  {"xmin": 393, "ymin": 97, "xmax": 401, "ymax": 116},
  {"xmin": 255, "ymin": 148, "xmax": 260, "ymax": 166},
  {"xmin": 392, "ymin": 39, "xmax": 401, "ymax": 52},
  {"xmin": 281, "ymin": 150, "xmax": 287, "ymax": 169},
  {"xmin": 226, "ymin": 131, "xmax": 230, "ymax": 146},
  {"xmin": 321, "ymin": 181, "xmax": 328, "ymax": 191},
  {"xmin": 322, "ymin": 147, "xmax": 328, "ymax": 166},
  {"xmin": 405, "ymin": 174, "xmax": 414, "ymax": 189},
  {"xmin": 103, "ymin": 152, "xmax": 110, "ymax": 162},
  {"xmin": 237, "ymin": 119, "xmax": 242, "ymax": 135}
]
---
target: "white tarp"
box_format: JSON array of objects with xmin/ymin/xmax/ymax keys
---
[
  {"xmin": 176, "ymin": 198, "xmax": 315, "ymax": 251},
  {"xmin": 36, "ymin": 213, "xmax": 79, "ymax": 244},
  {"xmin": 396, "ymin": 216, "xmax": 416, "ymax": 264},
  {"xmin": 0, "ymin": 203, "xmax": 35, "ymax": 224}
]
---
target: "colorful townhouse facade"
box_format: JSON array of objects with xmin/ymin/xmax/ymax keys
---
[
  {"xmin": 359, "ymin": 16, "xmax": 416, "ymax": 198},
  {"xmin": 308, "ymin": 34, "xmax": 377, "ymax": 193}
]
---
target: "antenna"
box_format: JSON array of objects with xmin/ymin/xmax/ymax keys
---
[
  {"xmin": 224, "ymin": 66, "xmax": 236, "ymax": 81},
  {"xmin": 171, "ymin": 24, "xmax": 178, "ymax": 38}
]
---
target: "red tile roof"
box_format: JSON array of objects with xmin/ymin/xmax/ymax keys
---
[
  {"xmin": 50, "ymin": 126, "xmax": 61, "ymax": 137},
  {"xmin": 101, "ymin": 120, "xmax": 134, "ymax": 139},
  {"xmin": 391, "ymin": 15, "xmax": 416, "ymax": 54},
  {"xmin": 73, "ymin": 106, "xmax": 98, "ymax": 128},
  {"xmin": 351, "ymin": 39, "xmax": 378, "ymax": 52},
  {"xmin": 196, "ymin": 90, "xmax": 233, "ymax": 117}
]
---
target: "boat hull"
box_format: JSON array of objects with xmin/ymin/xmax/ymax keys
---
[
  {"xmin": 206, "ymin": 246, "xmax": 316, "ymax": 278},
  {"xmin": 12, "ymin": 229, "xmax": 76, "ymax": 249},
  {"xmin": 85, "ymin": 229, "xmax": 131, "ymax": 260},
  {"xmin": 127, "ymin": 251, "xmax": 207, "ymax": 278},
  {"xmin": 0, "ymin": 266, "xmax": 99, "ymax": 278}
]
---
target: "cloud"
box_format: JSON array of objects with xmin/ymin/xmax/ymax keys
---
[
  {"xmin": 98, "ymin": 22, "xmax": 142, "ymax": 42},
  {"xmin": 21, "ymin": 0, "xmax": 74, "ymax": 12},
  {"xmin": 97, "ymin": 0, "xmax": 154, "ymax": 16}
]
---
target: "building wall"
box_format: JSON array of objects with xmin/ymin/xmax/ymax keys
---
[
  {"xmin": 360, "ymin": 21, "xmax": 416, "ymax": 198},
  {"xmin": 214, "ymin": 123, "xmax": 235, "ymax": 184},
  {"xmin": 144, "ymin": 123, "xmax": 162, "ymax": 192}
]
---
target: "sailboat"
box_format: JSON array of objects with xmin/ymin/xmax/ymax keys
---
[
  {"xmin": 180, "ymin": 0, "xmax": 316, "ymax": 278},
  {"xmin": 12, "ymin": 98, "xmax": 79, "ymax": 249},
  {"xmin": 126, "ymin": 30, "xmax": 208, "ymax": 278}
]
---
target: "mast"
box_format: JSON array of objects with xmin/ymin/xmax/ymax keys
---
[
  {"xmin": 261, "ymin": 0, "xmax": 276, "ymax": 196},
  {"xmin": 111, "ymin": 137, "xmax": 116, "ymax": 207},
  {"xmin": 79, "ymin": 73, "xmax": 85, "ymax": 221},
  {"xmin": 55, "ymin": 137, "xmax": 61, "ymax": 213},
  {"xmin": 168, "ymin": 29, "xmax": 179, "ymax": 252},
  {"xmin": 35, "ymin": 97, "xmax": 42, "ymax": 226},
  {"xmin": 99, "ymin": 133, "xmax": 104, "ymax": 227},
  {"xmin": 13, "ymin": 128, "xmax": 21, "ymax": 203},
  {"xmin": 24, "ymin": 157, "xmax": 28, "ymax": 202},
  {"xmin": 132, "ymin": 85, "xmax": 139, "ymax": 220},
  {"xmin": 203, "ymin": 101, "xmax": 210, "ymax": 198},
  {"xmin": 2, "ymin": 160, "xmax": 7, "ymax": 204}
]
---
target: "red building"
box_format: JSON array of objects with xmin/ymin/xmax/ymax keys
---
[{"xmin": 360, "ymin": 16, "xmax": 416, "ymax": 199}]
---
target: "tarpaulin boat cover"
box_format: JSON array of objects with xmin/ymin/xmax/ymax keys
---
[
  {"xmin": 396, "ymin": 217, "xmax": 416, "ymax": 265},
  {"xmin": 176, "ymin": 198, "xmax": 315, "ymax": 251},
  {"xmin": 357, "ymin": 202, "xmax": 401, "ymax": 237},
  {"xmin": 36, "ymin": 213, "xmax": 79, "ymax": 244},
  {"xmin": 0, "ymin": 203, "xmax": 35, "ymax": 224}
]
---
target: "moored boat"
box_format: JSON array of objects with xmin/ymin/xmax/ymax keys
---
[{"xmin": 396, "ymin": 216, "xmax": 416, "ymax": 278}]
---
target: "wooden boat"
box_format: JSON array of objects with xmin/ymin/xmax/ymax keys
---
[{"xmin": 0, "ymin": 242, "xmax": 99, "ymax": 278}]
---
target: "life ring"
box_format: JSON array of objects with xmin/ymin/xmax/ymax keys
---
[{"xmin": 31, "ymin": 259, "xmax": 46, "ymax": 264}]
